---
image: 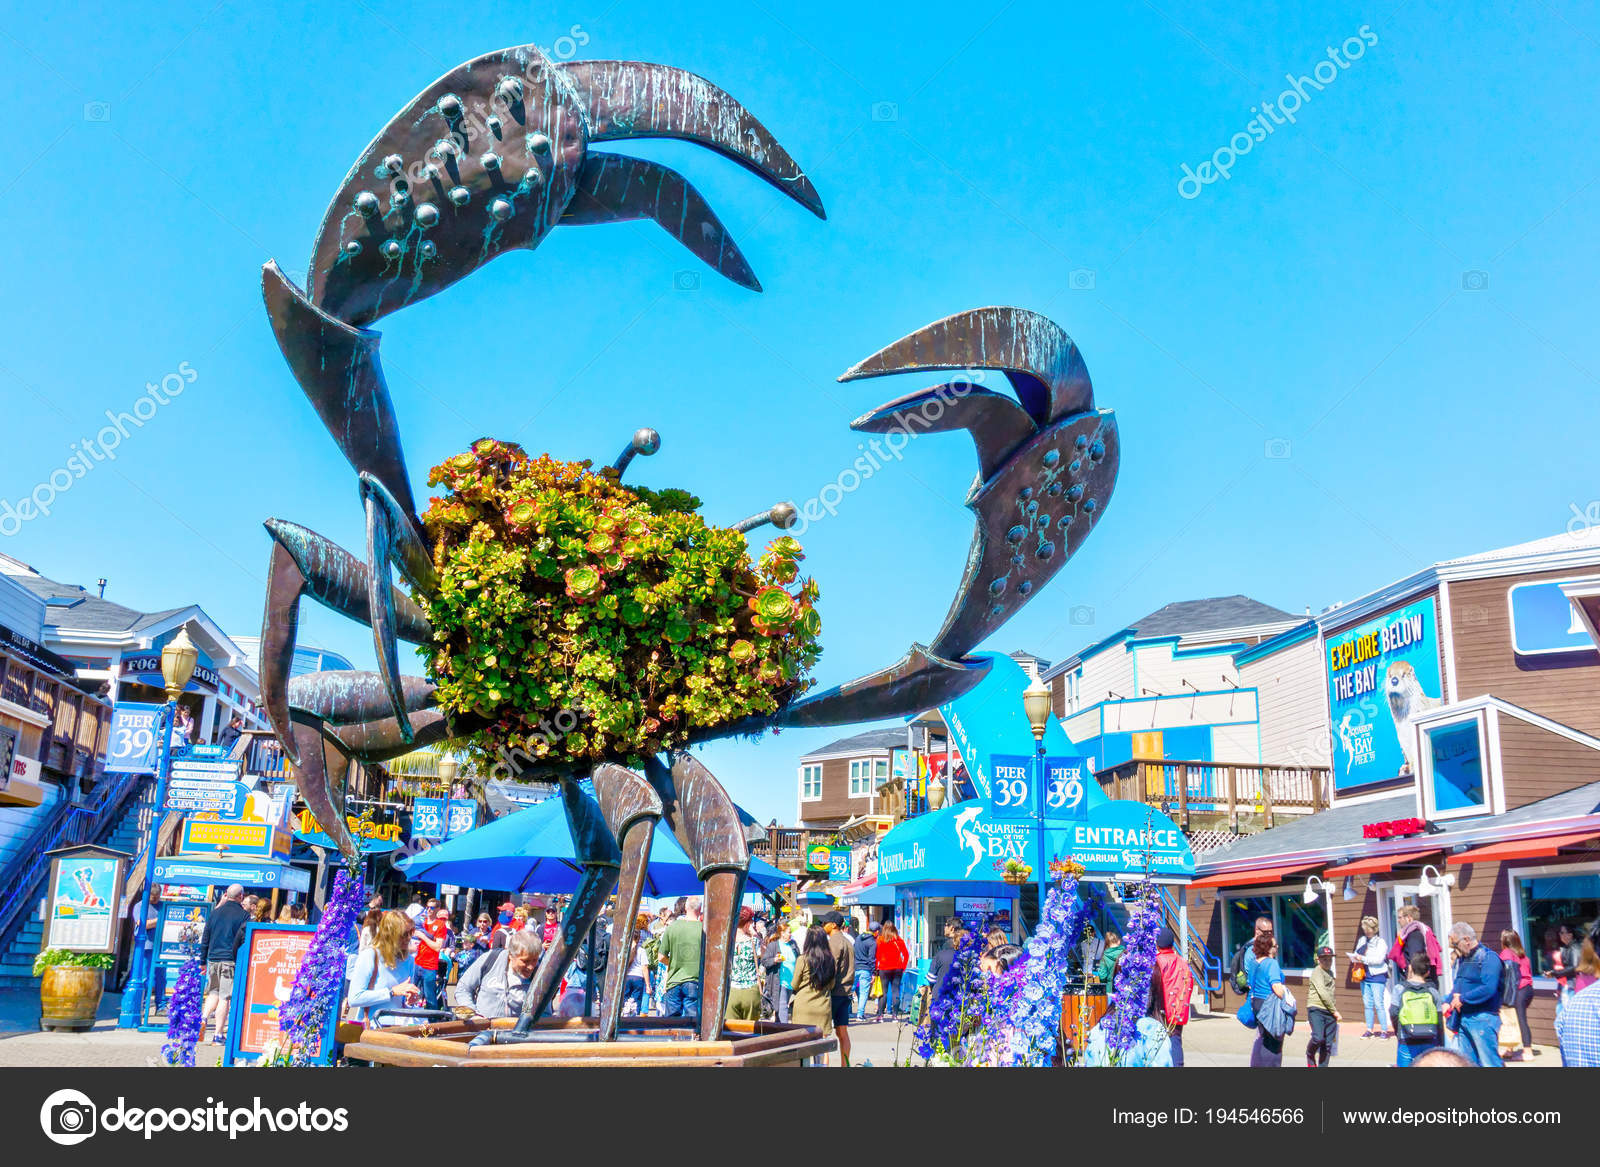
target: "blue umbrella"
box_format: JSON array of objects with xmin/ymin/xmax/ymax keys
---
[{"xmin": 396, "ymin": 795, "xmax": 791, "ymax": 896}]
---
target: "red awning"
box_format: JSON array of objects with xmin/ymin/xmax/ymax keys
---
[
  {"xmin": 1324, "ymin": 847, "xmax": 1440, "ymax": 877},
  {"xmin": 1188, "ymin": 864, "xmax": 1315, "ymax": 890},
  {"xmin": 1446, "ymin": 830, "xmax": 1600, "ymax": 866}
]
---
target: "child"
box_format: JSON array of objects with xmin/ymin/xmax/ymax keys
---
[
  {"xmin": 1306, "ymin": 945, "xmax": 1342, "ymax": 1066},
  {"xmin": 1390, "ymin": 951, "xmax": 1444, "ymax": 1066}
]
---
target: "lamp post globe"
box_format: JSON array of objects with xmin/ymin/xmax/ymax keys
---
[{"xmin": 160, "ymin": 627, "xmax": 199, "ymax": 700}]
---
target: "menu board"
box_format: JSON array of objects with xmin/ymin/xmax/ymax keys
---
[{"xmin": 225, "ymin": 924, "xmax": 338, "ymax": 1065}]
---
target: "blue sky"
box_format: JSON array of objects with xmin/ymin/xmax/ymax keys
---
[{"xmin": 1, "ymin": 1, "xmax": 1597, "ymax": 823}]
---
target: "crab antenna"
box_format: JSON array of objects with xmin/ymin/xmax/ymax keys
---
[
  {"xmin": 732, "ymin": 502, "xmax": 798, "ymax": 535},
  {"xmin": 613, "ymin": 428, "xmax": 661, "ymax": 478}
]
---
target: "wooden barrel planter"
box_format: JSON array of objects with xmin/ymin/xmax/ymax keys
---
[{"xmin": 39, "ymin": 966, "xmax": 105, "ymax": 1031}]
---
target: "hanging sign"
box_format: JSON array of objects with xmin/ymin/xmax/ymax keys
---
[
  {"xmin": 988, "ymin": 753, "xmax": 1090, "ymax": 821},
  {"xmin": 107, "ymin": 703, "xmax": 166, "ymax": 775}
]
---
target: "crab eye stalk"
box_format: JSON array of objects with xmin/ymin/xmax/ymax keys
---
[
  {"xmin": 731, "ymin": 502, "xmax": 798, "ymax": 534},
  {"xmin": 612, "ymin": 427, "xmax": 661, "ymax": 478}
]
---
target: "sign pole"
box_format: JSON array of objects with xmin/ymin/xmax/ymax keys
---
[
  {"xmin": 117, "ymin": 699, "xmax": 174, "ymax": 1029},
  {"xmin": 1035, "ymin": 737, "xmax": 1048, "ymax": 936}
]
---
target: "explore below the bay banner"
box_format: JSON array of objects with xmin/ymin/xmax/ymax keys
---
[
  {"xmin": 293, "ymin": 807, "xmax": 405, "ymax": 854},
  {"xmin": 878, "ymin": 797, "xmax": 1194, "ymax": 884}
]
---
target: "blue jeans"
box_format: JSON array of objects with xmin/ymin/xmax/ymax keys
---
[
  {"xmin": 416, "ymin": 967, "xmax": 441, "ymax": 1010},
  {"xmin": 622, "ymin": 975, "xmax": 646, "ymax": 1014},
  {"xmin": 1451, "ymin": 1010, "xmax": 1504, "ymax": 1066},
  {"xmin": 1397, "ymin": 1039, "xmax": 1434, "ymax": 1066},
  {"xmin": 662, "ymin": 980, "xmax": 701, "ymax": 1020},
  {"xmin": 1361, "ymin": 977, "xmax": 1389, "ymax": 1031},
  {"xmin": 1170, "ymin": 1027, "xmax": 1185, "ymax": 1067},
  {"xmin": 854, "ymin": 969, "xmax": 874, "ymax": 1019}
]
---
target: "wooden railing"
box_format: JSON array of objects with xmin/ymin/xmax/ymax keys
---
[{"xmin": 1095, "ymin": 759, "xmax": 1331, "ymax": 830}]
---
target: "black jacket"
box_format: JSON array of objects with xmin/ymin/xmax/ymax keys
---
[
  {"xmin": 574, "ymin": 926, "xmax": 610, "ymax": 978},
  {"xmin": 930, "ymin": 940, "xmax": 959, "ymax": 991},
  {"xmin": 854, "ymin": 934, "xmax": 877, "ymax": 974},
  {"xmin": 202, "ymin": 900, "xmax": 249, "ymax": 963}
]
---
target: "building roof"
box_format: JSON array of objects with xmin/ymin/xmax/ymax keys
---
[
  {"xmin": 7, "ymin": 573, "xmax": 173, "ymax": 634},
  {"xmin": 1127, "ymin": 595, "xmax": 1298, "ymax": 639},
  {"xmin": 799, "ymin": 728, "xmax": 909, "ymax": 760},
  {"xmin": 1194, "ymin": 780, "xmax": 1600, "ymax": 873}
]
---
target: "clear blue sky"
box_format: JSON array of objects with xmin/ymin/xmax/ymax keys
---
[{"xmin": 2, "ymin": 1, "xmax": 1596, "ymax": 824}]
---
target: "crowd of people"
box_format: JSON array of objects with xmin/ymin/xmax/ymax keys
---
[{"xmin": 1235, "ymin": 905, "xmax": 1600, "ymax": 1068}]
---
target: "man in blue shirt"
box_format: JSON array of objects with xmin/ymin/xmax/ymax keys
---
[{"xmin": 1445, "ymin": 922, "xmax": 1503, "ymax": 1067}]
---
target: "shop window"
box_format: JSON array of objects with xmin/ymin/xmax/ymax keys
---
[
  {"xmin": 1423, "ymin": 717, "xmax": 1489, "ymax": 817},
  {"xmin": 1222, "ymin": 891, "xmax": 1329, "ymax": 973},
  {"xmin": 800, "ymin": 764, "xmax": 823, "ymax": 801},
  {"xmin": 1513, "ymin": 867, "xmax": 1600, "ymax": 980}
]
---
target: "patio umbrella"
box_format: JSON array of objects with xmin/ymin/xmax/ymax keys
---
[{"xmin": 396, "ymin": 795, "xmax": 791, "ymax": 896}]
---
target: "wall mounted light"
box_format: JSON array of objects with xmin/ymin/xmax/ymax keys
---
[{"xmin": 1303, "ymin": 875, "xmax": 1328, "ymax": 904}]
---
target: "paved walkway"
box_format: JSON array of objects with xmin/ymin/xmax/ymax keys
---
[{"xmin": 0, "ymin": 987, "xmax": 1560, "ymax": 1067}]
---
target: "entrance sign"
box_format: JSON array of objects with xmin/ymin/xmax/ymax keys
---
[
  {"xmin": 42, "ymin": 846, "xmax": 129, "ymax": 953},
  {"xmin": 224, "ymin": 924, "xmax": 338, "ymax": 1065},
  {"xmin": 108, "ymin": 703, "xmax": 165, "ymax": 775}
]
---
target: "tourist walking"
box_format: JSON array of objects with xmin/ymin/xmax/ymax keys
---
[
  {"xmin": 413, "ymin": 905, "xmax": 448, "ymax": 1009},
  {"xmin": 874, "ymin": 922, "xmax": 909, "ymax": 1017},
  {"xmin": 1152, "ymin": 926, "xmax": 1193, "ymax": 1066},
  {"xmin": 852, "ymin": 921, "xmax": 878, "ymax": 1021},
  {"xmin": 1247, "ymin": 934, "xmax": 1289, "ymax": 1067},
  {"xmin": 657, "ymin": 896, "xmax": 704, "ymax": 1019},
  {"xmin": 1391, "ymin": 952, "xmax": 1444, "ymax": 1066},
  {"xmin": 790, "ymin": 925, "xmax": 837, "ymax": 1058},
  {"xmin": 619, "ymin": 913, "xmax": 651, "ymax": 1016},
  {"xmin": 726, "ymin": 907, "xmax": 763, "ymax": 1022},
  {"xmin": 1305, "ymin": 946, "xmax": 1342, "ymax": 1067},
  {"xmin": 1445, "ymin": 922, "xmax": 1503, "ymax": 1066},
  {"xmin": 1499, "ymin": 929, "xmax": 1535, "ymax": 1060},
  {"xmin": 822, "ymin": 912, "xmax": 855, "ymax": 1065},
  {"xmin": 456, "ymin": 929, "xmax": 541, "ymax": 1019},
  {"xmin": 198, "ymin": 884, "xmax": 249, "ymax": 1044},
  {"xmin": 1347, "ymin": 916, "xmax": 1391, "ymax": 1038},
  {"xmin": 1095, "ymin": 930, "xmax": 1124, "ymax": 984},
  {"xmin": 346, "ymin": 911, "xmax": 422, "ymax": 1024},
  {"xmin": 761, "ymin": 922, "xmax": 798, "ymax": 1022}
]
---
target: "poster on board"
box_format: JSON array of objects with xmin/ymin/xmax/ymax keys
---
[
  {"xmin": 1324, "ymin": 596, "xmax": 1443, "ymax": 793},
  {"xmin": 42, "ymin": 847, "xmax": 129, "ymax": 954}
]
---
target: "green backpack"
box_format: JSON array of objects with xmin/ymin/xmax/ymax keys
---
[{"xmin": 1396, "ymin": 985, "xmax": 1439, "ymax": 1042}]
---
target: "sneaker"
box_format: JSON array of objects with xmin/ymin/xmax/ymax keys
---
[{"xmin": 1361, "ymin": 1030, "xmax": 1373, "ymax": 1038}]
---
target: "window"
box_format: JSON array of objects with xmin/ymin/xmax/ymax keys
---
[
  {"xmin": 1424, "ymin": 717, "xmax": 1488, "ymax": 815},
  {"xmin": 1221, "ymin": 891, "xmax": 1329, "ymax": 973},
  {"xmin": 849, "ymin": 759, "xmax": 876, "ymax": 798},
  {"xmin": 800, "ymin": 764, "xmax": 823, "ymax": 801},
  {"xmin": 1511, "ymin": 865, "xmax": 1600, "ymax": 981},
  {"xmin": 873, "ymin": 757, "xmax": 889, "ymax": 785}
]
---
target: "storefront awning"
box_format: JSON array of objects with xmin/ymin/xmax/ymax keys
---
[
  {"xmin": 840, "ymin": 879, "xmax": 896, "ymax": 907},
  {"xmin": 1324, "ymin": 847, "xmax": 1440, "ymax": 877},
  {"xmin": 1446, "ymin": 829, "xmax": 1600, "ymax": 866},
  {"xmin": 1188, "ymin": 863, "xmax": 1316, "ymax": 890}
]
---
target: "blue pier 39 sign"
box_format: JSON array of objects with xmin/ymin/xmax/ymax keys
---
[{"xmin": 989, "ymin": 754, "xmax": 1089, "ymax": 821}]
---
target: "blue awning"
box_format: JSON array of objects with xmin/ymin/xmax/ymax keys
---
[{"xmin": 841, "ymin": 881, "xmax": 896, "ymax": 907}]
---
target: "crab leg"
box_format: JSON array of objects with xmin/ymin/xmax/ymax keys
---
[
  {"xmin": 285, "ymin": 713, "xmax": 360, "ymax": 859},
  {"xmin": 360, "ymin": 472, "xmax": 439, "ymax": 738},
  {"xmin": 513, "ymin": 778, "xmax": 621, "ymax": 1033},
  {"xmin": 644, "ymin": 752, "xmax": 750, "ymax": 1039},
  {"xmin": 589, "ymin": 763, "xmax": 664, "ymax": 1041}
]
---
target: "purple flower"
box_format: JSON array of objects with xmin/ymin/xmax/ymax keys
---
[
  {"xmin": 995, "ymin": 874, "xmax": 1090, "ymax": 1067},
  {"xmin": 1104, "ymin": 886, "xmax": 1161, "ymax": 1058},
  {"xmin": 272, "ymin": 867, "xmax": 362, "ymax": 1065},
  {"xmin": 160, "ymin": 943, "xmax": 206, "ymax": 1067}
]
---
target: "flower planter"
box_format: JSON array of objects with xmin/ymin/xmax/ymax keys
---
[
  {"xmin": 39, "ymin": 966, "xmax": 105, "ymax": 1031},
  {"xmin": 1001, "ymin": 870, "xmax": 1033, "ymax": 885}
]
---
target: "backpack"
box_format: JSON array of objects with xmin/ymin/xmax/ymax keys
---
[
  {"xmin": 1229, "ymin": 944, "xmax": 1250, "ymax": 994},
  {"xmin": 1499, "ymin": 954, "xmax": 1520, "ymax": 1008},
  {"xmin": 1396, "ymin": 985, "xmax": 1439, "ymax": 1042}
]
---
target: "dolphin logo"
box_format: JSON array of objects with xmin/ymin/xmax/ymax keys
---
[{"xmin": 954, "ymin": 805, "xmax": 985, "ymax": 877}]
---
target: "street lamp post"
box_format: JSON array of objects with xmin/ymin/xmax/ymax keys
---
[
  {"xmin": 117, "ymin": 628, "xmax": 199, "ymax": 1029},
  {"xmin": 1022, "ymin": 667, "xmax": 1053, "ymax": 936}
]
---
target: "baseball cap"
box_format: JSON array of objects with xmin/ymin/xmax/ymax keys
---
[
  {"xmin": 869, "ymin": 921, "xmax": 881, "ymax": 932},
  {"xmin": 1317, "ymin": 945, "xmax": 1335, "ymax": 957}
]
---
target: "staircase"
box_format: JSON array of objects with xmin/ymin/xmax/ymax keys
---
[
  {"xmin": 0, "ymin": 772, "xmax": 152, "ymax": 990},
  {"xmin": 1158, "ymin": 883, "xmax": 1225, "ymax": 1012}
]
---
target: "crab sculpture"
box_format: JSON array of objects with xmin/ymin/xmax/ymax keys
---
[{"xmin": 257, "ymin": 42, "xmax": 1119, "ymax": 1043}]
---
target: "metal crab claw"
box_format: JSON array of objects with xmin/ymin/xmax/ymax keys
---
[
  {"xmin": 300, "ymin": 47, "xmax": 824, "ymax": 328},
  {"xmin": 360, "ymin": 471, "xmax": 439, "ymax": 739},
  {"xmin": 612, "ymin": 427, "xmax": 661, "ymax": 477},
  {"xmin": 731, "ymin": 502, "xmax": 798, "ymax": 534},
  {"xmin": 840, "ymin": 307, "xmax": 1119, "ymax": 661}
]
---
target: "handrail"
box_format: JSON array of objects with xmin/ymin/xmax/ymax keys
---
[
  {"xmin": 0, "ymin": 769, "xmax": 147, "ymax": 962},
  {"xmin": 1158, "ymin": 883, "xmax": 1224, "ymax": 999},
  {"xmin": 1095, "ymin": 758, "xmax": 1331, "ymax": 829}
]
